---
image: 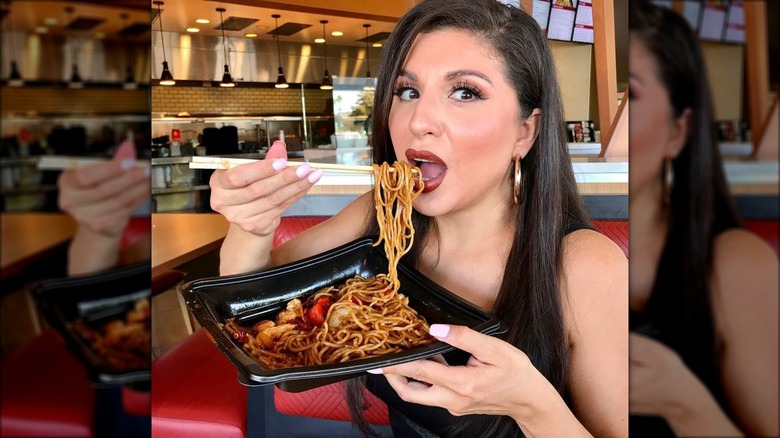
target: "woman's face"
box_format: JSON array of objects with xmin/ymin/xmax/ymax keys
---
[
  {"xmin": 388, "ymin": 29, "xmax": 529, "ymax": 218},
  {"xmin": 628, "ymin": 38, "xmax": 684, "ymax": 199}
]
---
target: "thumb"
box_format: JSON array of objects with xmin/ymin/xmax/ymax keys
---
[{"xmin": 265, "ymin": 140, "xmax": 288, "ymax": 160}]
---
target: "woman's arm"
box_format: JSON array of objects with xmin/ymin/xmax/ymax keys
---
[
  {"xmin": 710, "ymin": 229, "xmax": 779, "ymax": 436},
  {"xmin": 561, "ymin": 229, "xmax": 629, "ymax": 437}
]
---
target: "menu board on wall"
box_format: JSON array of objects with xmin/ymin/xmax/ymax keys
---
[
  {"xmin": 699, "ymin": 0, "xmax": 727, "ymax": 42},
  {"xmin": 571, "ymin": 0, "xmax": 593, "ymax": 43},
  {"xmin": 547, "ymin": 0, "xmax": 578, "ymax": 42},
  {"xmin": 723, "ymin": 0, "xmax": 745, "ymax": 43},
  {"xmin": 533, "ymin": 0, "xmax": 552, "ymax": 35},
  {"xmin": 682, "ymin": 1, "xmax": 702, "ymax": 33}
]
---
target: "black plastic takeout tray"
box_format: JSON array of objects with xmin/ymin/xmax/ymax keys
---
[
  {"xmin": 181, "ymin": 237, "xmax": 507, "ymax": 392},
  {"xmin": 32, "ymin": 262, "xmax": 151, "ymax": 387}
]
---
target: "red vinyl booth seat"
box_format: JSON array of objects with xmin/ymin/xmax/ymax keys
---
[
  {"xmin": 1, "ymin": 329, "xmax": 95, "ymax": 437},
  {"xmin": 151, "ymin": 328, "xmax": 247, "ymax": 438}
]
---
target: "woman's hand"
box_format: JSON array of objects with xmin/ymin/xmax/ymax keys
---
[
  {"xmin": 629, "ymin": 332, "xmax": 695, "ymax": 417},
  {"xmin": 629, "ymin": 332, "xmax": 743, "ymax": 436},
  {"xmin": 209, "ymin": 141, "xmax": 322, "ymax": 237},
  {"xmin": 58, "ymin": 140, "xmax": 149, "ymax": 236},
  {"xmin": 370, "ymin": 324, "xmax": 590, "ymax": 435}
]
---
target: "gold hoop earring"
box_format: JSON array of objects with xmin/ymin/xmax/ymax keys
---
[
  {"xmin": 663, "ymin": 157, "xmax": 674, "ymax": 204},
  {"xmin": 513, "ymin": 155, "xmax": 522, "ymax": 205}
]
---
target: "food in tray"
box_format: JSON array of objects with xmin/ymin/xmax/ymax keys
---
[
  {"xmin": 223, "ymin": 274, "xmax": 434, "ymax": 369},
  {"xmin": 72, "ymin": 298, "xmax": 151, "ymax": 372},
  {"xmin": 223, "ymin": 161, "xmax": 433, "ymax": 369}
]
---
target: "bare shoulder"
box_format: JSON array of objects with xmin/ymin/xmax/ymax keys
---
[
  {"xmin": 562, "ymin": 228, "xmax": 628, "ymax": 285},
  {"xmin": 560, "ymin": 228, "xmax": 628, "ymax": 320},
  {"xmin": 711, "ymin": 228, "xmax": 778, "ymax": 307},
  {"xmin": 271, "ymin": 191, "xmax": 374, "ymax": 266}
]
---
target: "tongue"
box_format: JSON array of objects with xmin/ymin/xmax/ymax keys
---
[{"xmin": 419, "ymin": 162, "xmax": 446, "ymax": 180}]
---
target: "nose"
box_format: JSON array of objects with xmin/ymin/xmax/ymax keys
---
[{"xmin": 408, "ymin": 93, "xmax": 443, "ymax": 139}]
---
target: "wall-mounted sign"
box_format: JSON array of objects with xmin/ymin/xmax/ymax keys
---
[
  {"xmin": 547, "ymin": 0, "xmax": 578, "ymax": 41},
  {"xmin": 572, "ymin": 0, "xmax": 594, "ymax": 44}
]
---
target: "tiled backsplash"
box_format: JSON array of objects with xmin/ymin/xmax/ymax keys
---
[
  {"xmin": 151, "ymin": 86, "xmax": 332, "ymax": 115},
  {"xmin": 1, "ymin": 87, "xmax": 147, "ymax": 114}
]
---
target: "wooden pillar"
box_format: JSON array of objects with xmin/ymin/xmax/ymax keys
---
[
  {"xmin": 520, "ymin": 0, "xmax": 533, "ymax": 14},
  {"xmin": 745, "ymin": 0, "xmax": 770, "ymax": 154},
  {"xmin": 593, "ymin": 0, "xmax": 618, "ymax": 155}
]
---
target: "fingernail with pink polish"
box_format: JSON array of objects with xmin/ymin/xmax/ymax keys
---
[
  {"xmin": 121, "ymin": 159, "xmax": 135, "ymax": 171},
  {"xmin": 308, "ymin": 169, "xmax": 323, "ymax": 184},
  {"xmin": 272, "ymin": 158, "xmax": 287, "ymax": 171},
  {"xmin": 367, "ymin": 368, "xmax": 383, "ymax": 375},
  {"xmin": 429, "ymin": 324, "xmax": 450, "ymax": 338},
  {"xmin": 295, "ymin": 163, "xmax": 311, "ymax": 179}
]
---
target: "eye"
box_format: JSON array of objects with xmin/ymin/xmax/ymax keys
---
[
  {"xmin": 450, "ymin": 84, "xmax": 483, "ymax": 101},
  {"xmin": 394, "ymin": 86, "xmax": 419, "ymax": 101}
]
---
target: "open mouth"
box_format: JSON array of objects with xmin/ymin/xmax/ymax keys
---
[{"xmin": 406, "ymin": 149, "xmax": 447, "ymax": 193}]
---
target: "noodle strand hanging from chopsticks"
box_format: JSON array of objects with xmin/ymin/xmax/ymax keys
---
[{"xmin": 372, "ymin": 161, "xmax": 424, "ymax": 291}]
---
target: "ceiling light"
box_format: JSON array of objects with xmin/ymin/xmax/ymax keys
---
[
  {"xmin": 331, "ymin": 31, "xmax": 343, "ymax": 37},
  {"xmin": 272, "ymin": 14, "xmax": 288, "ymax": 88},
  {"xmin": 120, "ymin": 13, "xmax": 137, "ymax": 90},
  {"xmin": 4, "ymin": 2, "xmax": 23, "ymax": 86},
  {"xmin": 186, "ymin": 27, "xmax": 199, "ymax": 33},
  {"xmin": 217, "ymin": 7, "xmax": 235, "ymax": 87},
  {"xmin": 319, "ymin": 20, "xmax": 332, "ymax": 90},
  {"xmin": 363, "ymin": 24, "xmax": 375, "ymax": 91},
  {"xmin": 34, "ymin": 26, "xmax": 48, "ymax": 34},
  {"xmin": 245, "ymin": 33, "xmax": 257, "ymax": 38},
  {"xmin": 66, "ymin": 7, "xmax": 84, "ymax": 89},
  {"xmin": 314, "ymin": 38, "xmax": 325, "ymax": 43},
  {"xmin": 373, "ymin": 42, "xmax": 382, "ymax": 47},
  {"xmin": 44, "ymin": 17, "xmax": 58, "ymax": 25},
  {"xmin": 154, "ymin": 1, "xmax": 174, "ymax": 85},
  {"xmin": 195, "ymin": 18, "xmax": 210, "ymax": 24}
]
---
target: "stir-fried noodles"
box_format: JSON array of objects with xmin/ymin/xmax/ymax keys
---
[{"xmin": 223, "ymin": 161, "xmax": 433, "ymax": 369}]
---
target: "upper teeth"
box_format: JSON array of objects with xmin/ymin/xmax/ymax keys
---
[{"xmin": 416, "ymin": 159, "xmax": 433, "ymax": 163}]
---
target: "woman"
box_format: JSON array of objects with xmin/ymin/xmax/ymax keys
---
[
  {"xmin": 211, "ymin": 0, "xmax": 627, "ymax": 436},
  {"xmin": 628, "ymin": 2, "xmax": 778, "ymax": 436}
]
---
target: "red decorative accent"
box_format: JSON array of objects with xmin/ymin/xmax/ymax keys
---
[
  {"xmin": 152, "ymin": 329, "xmax": 247, "ymax": 438},
  {"xmin": 274, "ymin": 382, "xmax": 389, "ymax": 425},
  {"xmin": 121, "ymin": 386, "xmax": 150, "ymax": 417},
  {"xmin": 272, "ymin": 216, "xmax": 329, "ymax": 248},
  {"xmin": 592, "ymin": 220, "xmax": 629, "ymax": 258},
  {"xmin": 1, "ymin": 329, "xmax": 95, "ymax": 437},
  {"xmin": 743, "ymin": 220, "xmax": 779, "ymax": 254},
  {"xmin": 120, "ymin": 217, "xmax": 151, "ymax": 250}
]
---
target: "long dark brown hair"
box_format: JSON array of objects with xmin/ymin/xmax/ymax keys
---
[
  {"xmin": 347, "ymin": 0, "xmax": 590, "ymax": 436},
  {"xmin": 629, "ymin": 0, "xmax": 741, "ymax": 420}
]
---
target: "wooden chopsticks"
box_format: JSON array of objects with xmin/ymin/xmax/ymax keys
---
[
  {"xmin": 37, "ymin": 156, "xmax": 148, "ymax": 171},
  {"xmin": 189, "ymin": 156, "xmax": 376, "ymax": 173}
]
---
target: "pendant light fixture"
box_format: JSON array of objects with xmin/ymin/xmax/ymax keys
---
[
  {"xmin": 120, "ymin": 13, "xmax": 137, "ymax": 90},
  {"xmin": 362, "ymin": 24, "xmax": 375, "ymax": 91},
  {"xmin": 4, "ymin": 2, "xmax": 23, "ymax": 87},
  {"xmin": 66, "ymin": 6, "xmax": 84, "ymax": 89},
  {"xmin": 154, "ymin": 1, "xmax": 175, "ymax": 85},
  {"xmin": 272, "ymin": 14, "xmax": 288, "ymax": 89},
  {"xmin": 217, "ymin": 7, "xmax": 235, "ymax": 87},
  {"xmin": 319, "ymin": 20, "xmax": 332, "ymax": 90}
]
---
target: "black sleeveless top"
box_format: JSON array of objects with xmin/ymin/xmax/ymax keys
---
[
  {"xmin": 365, "ymin": 219, "xmax": 595, "ymax": 438},
  {"xmin": 629, "ymin": 233, "xmax": 732, "ymax": 437}
]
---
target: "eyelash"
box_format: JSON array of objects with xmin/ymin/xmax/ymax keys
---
[
  {"xmin": 392, "ymin": 82, "xmax": 485, "ymax": 100},
  {"xmin": 450, "ymin": 82, "xmax": 484, "ymax": 100}
]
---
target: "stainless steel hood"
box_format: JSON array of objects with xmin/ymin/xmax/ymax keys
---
[
  {"xmin": 151, "ymin": 31, "xmax": 381, "ymax": 84},
  {"xmin": 1, "ymin": 30, "xmax": 150, "ymax": 83}
]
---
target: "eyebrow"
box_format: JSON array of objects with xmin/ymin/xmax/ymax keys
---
[{"xmin": 397, "ymin": 69, "xmax": 493, "ymax": 85}]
